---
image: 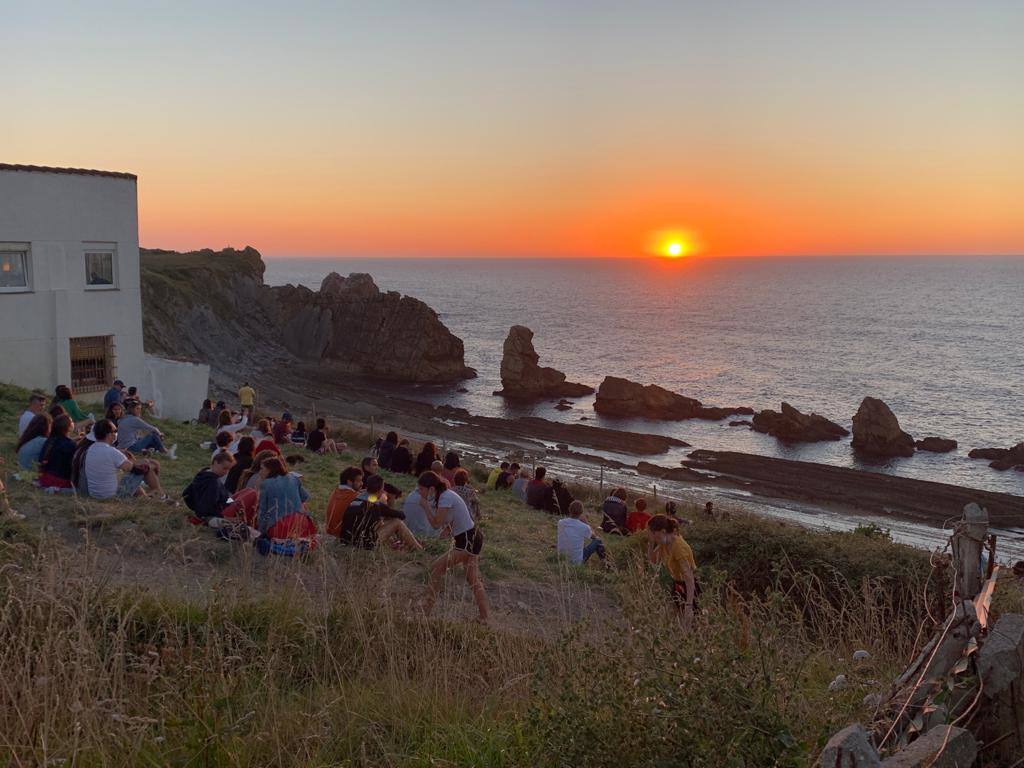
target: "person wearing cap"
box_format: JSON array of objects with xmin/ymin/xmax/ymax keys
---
[
  {"xmin": 103, "ymin": 380, "xmax": 126, "ymax": 411},
  {"xmin": 272, "ymin": 412, "xmax": 294, "ymax": 445}
]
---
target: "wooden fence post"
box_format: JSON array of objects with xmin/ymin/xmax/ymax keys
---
[{"xmin": 952, "ymin": 503, "xmax": 989, "ymax": 601}]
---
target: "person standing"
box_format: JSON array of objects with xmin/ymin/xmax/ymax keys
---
[
  {"xmin": 647, "ymin": 514, "xmax": 698, "ymax": 632},
  {"xmin": 238, "ymin": 382, "xmax": 256, "ymax": 415},
  {"xmin": 417, "ymin": 472, "xmax": 489, "ymax": 623}
]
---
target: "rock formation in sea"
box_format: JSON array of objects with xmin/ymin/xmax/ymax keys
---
[
  {"xmin": 494, "ymin": 325, "xmax": 594, "ymax": 399},
  {"xmin": 593, "ymin": 376, "xmax": 753, "ymax": 421},
  {"xmin": 915, "ymin": 437, "xmax": 958, "ymax": 453},
  {"xmin": 850, "ymin": 397, "xmax": 915, "ymax": 458},
  {"xmin": 751, "ymin": 402, "xmax": 849, "ymax": 443},
  {"xmin": 968, "ymin": 442, "xmax": 1024, "ymax": 471},
  {"xmin": 141, "ymin": 246, "xmax": 475, "ymax": 385}
]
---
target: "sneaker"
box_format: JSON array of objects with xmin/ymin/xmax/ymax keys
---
[
  {"xmin": 207, "ymin": 517, "xmax": 227, "ymax": 529},
  {"xmin": 167, "ymin": 444, "xmax": 178, "ymax": 461}
]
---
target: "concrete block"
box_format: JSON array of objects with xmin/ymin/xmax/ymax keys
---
[
  {"xmin": 820, "ymin": 723, "xmax": 881, "ymax": 767},
  {"xmin": 880, "ymin": 725, "xmax": 976, "ymax": 767}
]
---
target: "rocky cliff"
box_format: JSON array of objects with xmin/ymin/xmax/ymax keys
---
[{"xmin": 141, "ymin": 247, "xmax": 475, "ymax": 386}]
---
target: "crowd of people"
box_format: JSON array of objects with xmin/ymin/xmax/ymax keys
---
[{"xmin": 7, "ymin": 378, "xmax": 700, "ymax": 628}]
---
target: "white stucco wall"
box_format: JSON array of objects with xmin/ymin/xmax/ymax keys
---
[
  {"xmin": 143, "ymin": 355, "xmax": 210, "ymax": 421},
  {"xmin": 0, "ymin": 167, "xmax": 145, "ymax": 396}
]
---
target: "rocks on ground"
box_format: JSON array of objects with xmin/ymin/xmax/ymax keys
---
[
  {"xmin": 968, "ymin": 442, "xmax": 1024, "ymax": 471},
  {"xmin": 914, "ymin": 437, "xmax": 957, "ymax": 453},
  {"xmin": 593, "ymin": 376, "xmax": 752, "ymax": 421},
  {"xmin": 851, "ymin": 397, "xmax": 915, "ymax": 458},
  {"xmin": 494, "ymin": 325, "xmax": 594, "ymax": 399},
  {"xmin": 751, "ymin": 402, "xmax": 849, "ymax": 443}
]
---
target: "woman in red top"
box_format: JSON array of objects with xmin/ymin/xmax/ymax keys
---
[{"xmin": 626, "ymin": 497, "xmax": 652, "ymax": 533}]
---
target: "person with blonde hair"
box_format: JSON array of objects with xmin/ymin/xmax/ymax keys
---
[{"xmin": 647, "ymin": 514, "xmax": 698, "ymax": 631}]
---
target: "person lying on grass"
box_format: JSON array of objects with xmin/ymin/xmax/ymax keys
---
[
  {"xmin": 557, "ymin": 500, "xmax": 606, "ymax": 565},
  {"xmin": 646, "ymin": 514, "xmax": 698, "ymax": 632},
  {"xmin": 339, "ymin": 474, "xmax": 422, "ymax": 551},
  {"xmin": 417, "ymin": 471, "xmax": 489, "ymax": 624},
  {"xmin": 82, "ymin": 418, "xmax": 166, "ymax": 501}
]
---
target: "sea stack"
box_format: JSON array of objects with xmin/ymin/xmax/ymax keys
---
[
  {"xmin": 851, "ymin": 397, "xmax": 915, "ymax": 458},
  {"xmin": 751, "ymin": 402, "xmax": 849, "ymax": 443},
  {"xmin": 494, "ymin": 325, "xmax": 594, "ymax": 399}
]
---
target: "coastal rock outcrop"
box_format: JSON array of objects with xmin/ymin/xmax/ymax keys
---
[
  {"xmin": 140, "ymin": 247, "xmax": 475, "ymax": 385},
  {"xmin": 915, "ymin": 437, "xmax": 958, "ymax": 453},
  {"xmin": 751, "ymin": 402, "xmax": 849, "ymax": 443},
  {"xmin": 968, "ymin": 442, "xmax": 1024, "ymax": 471},
  {"xmin": 593, "ymin": 376, "xmax": 752, "ymax": 421},
  {"xmin": 494, "ymin": 325, "xmax": 594, "ymax": 399},
  {"xmin": 851, "ymin": 397, "xmax": 915, "ymax": 458}
]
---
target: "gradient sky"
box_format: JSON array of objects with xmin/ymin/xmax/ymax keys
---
[{"xmin": 4, "ymin": 1, "xmax": 1023, "ymax": 258}]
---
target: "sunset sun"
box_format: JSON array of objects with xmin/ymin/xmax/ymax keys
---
[
  {"xmin": 648, "ymin": 229, "xmax": 700, "ymax": 259},
  {"xmin": 667, "ymin": 241, "xmax": 683, "ymax": 257}
]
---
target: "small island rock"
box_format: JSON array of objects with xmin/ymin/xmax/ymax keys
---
[
  {"xmin": 494, "ymin": 325, "xmax": 594, "ymax": 399},
  {"xmin": 915, "ymin": 437, "xmax": 958, "ymax": 453},
  {"xmin": 851, "ymin": 397, "xmax": 915, "ymax": 458},
  {"xmin": 751, "ymin": 402, "xmax": 849, "ymax": 443},
  {"xmin": 593, "ymin": 376, "xmax": 750, "ymax": 421},
  {"xmin": 968, "ymin": 442, "xmax": 1024, "ymax": 470}
]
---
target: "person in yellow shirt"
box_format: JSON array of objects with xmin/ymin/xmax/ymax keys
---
[
  {"xmin": 238, "ymin": 382, "xmax": 256, "ymax": 414},
  {"xmin": 485, "ymin": 461, "xmax": 508, "ymax": 490},
  {"xmin": 647, "ymin": 514, "xmax": 698, "ymax": 630}
]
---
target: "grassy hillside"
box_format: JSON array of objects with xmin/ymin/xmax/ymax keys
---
[{"xmin": 0, "ymin": 381, "xmax": 964, "ymax": 766}]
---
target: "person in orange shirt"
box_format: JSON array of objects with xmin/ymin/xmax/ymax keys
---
[
  {"xmin": 647, "ymin": 514, "xmax": 698, "ymax": 631},
  {"xmin": 626, "ymin": 497, "xmax": 652, "ymax": 533},
  {"xmin": 325, "ymin": 466, "xmax": 364, "ymax": 537}
]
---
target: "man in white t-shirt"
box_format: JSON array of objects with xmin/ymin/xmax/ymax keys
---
[
  {"xmin": 84, "ymin": 419, "xmax": 165, "ymax": 500},
  {"xmin": 18, "ymin": 393, "xmax": 47, "ymax": 437},
  {"xmin": 557, "ymin": 500, "xmax": 606, "ymax": 565}
]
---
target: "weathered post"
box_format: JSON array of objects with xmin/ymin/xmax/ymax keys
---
[
  {"xmin": 952, "ymin": 503, "xmax": 988, "ymax": 601},
  {"xmin": 599, "ymin": 464, "xmax": 604, "ymax": 497}
]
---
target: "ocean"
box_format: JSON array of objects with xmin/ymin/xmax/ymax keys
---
[{"xmin": 264, "ymin": 256, "xmax": 1024, "ymax": 497}]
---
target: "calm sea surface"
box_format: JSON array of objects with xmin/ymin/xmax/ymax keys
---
[{"xmin": 265, "ymin": 257, "xmax": 1024, "ymax": 496}]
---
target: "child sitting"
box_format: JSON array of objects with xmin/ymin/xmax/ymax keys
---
[{"xmin": 627, "ymin": 497, "xmax": 652, "ymax": 533}]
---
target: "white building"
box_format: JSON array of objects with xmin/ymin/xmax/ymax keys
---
[{"xmin": 0, "ymin": 163, "xmax": 208, "ymax": 418}]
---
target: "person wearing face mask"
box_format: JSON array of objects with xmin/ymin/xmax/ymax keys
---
[
  {"xmin": 416, "ymin": 471, "xmax": 489, "ymax": 624},
  {"xmin": 646, "ymin": 514, "xmax": 698, "ymax": 632}
]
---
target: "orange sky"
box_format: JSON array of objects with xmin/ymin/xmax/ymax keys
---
[{"xmin": 6, "ymin": 3, "xmax": 1024, "ymax": 258}]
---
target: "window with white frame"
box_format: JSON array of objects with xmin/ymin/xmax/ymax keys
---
[
  {"xmin": 84, "ymin": 245, "xmax": 116, "ymax": 288},
  {"xmin": 0, "ymin": 244, "xmax": 30, "ymax": 292}
]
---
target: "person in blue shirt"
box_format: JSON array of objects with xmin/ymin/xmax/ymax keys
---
[{"xmin": 103, "ymin": 380, "xmax": 125, "ymax": 411}]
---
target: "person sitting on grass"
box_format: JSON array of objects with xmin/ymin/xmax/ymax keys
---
[
  {"xmin": 325, "ymin": 466, "xmax": 363, "ymax": 537},
  {"xmin": 225, "ymin": 436, "xmax": 255, "ymax": 493},
  {"xmin": 526, "ymin": 466, "xmax": 556, "ymax": 512},
  {"xmin": 272, "ymin": 413, "xmax": 294, "ymax": 445},
  {"xmin": 103, "ymin": 379, "xmax": 125, "ymax": 411},
  {"xmin": 104, "ymin": 401, "xmax": 125, "ymax": 424},
  {"xmin": 496, "ymin": 462, "xmax": 518, "ymax": 490},
  {"xmin": 291, "ymin": 421, "xmax": 308, "ymax": 446},
  {"xmin": 557, "ymin": 500, "xmax": 606, "ymax": 565},
  {"xmin": 182, "ymin": 452, "xmax": 235, "ymax": 521},
  {"xmin": 216, "ymin": 409, "xmax": 249, "ymax": 452},
  {"xmin": 18, "ymin": 393, "xmax": 47, "ymax": 437},
  {"xmin": 239, "ymin": 449, "xmax": 279, "ymax": 493},
  {"xmin": 442, "ymin": 451, "xmax": 461, "ymax": 486},
  {"xmin": 339, "ymin": 474, "xmax": 422, "ymax": 551},
  {"xmin": 601, "ymin": 487, "xmax": 630, "ymax": 535},
  {"xmin": 256, "ymin": 456, "xmax": 317, "ymax": 540},
  {"xmin": 416, "ymin": 472, "xmax": 489, "ymax": 623},
  {"xmin": 198, "ymin": 399, "xmax": 217, "ymax": 427},
  {"xmin": 429, "ymin": 460, "xmax": 451, "ymax": 489},
  {"xmin": 451, "ymin": 468, "xmax": 481, "ymax": 520},
  {"xmin": 307, "ymin": 417, "xmax": 344, "ymax": 455},
  {"xmin": 83, "ymin": 419, "xmax": 165, "ymax": 500},
  {"xmin": 377, "ymin": 431, "xmax": 399, "ymax": 470},
  {"xmin": 117, "ymin": 400, "xmax": 177, "ymax": 460},
  {"xmin": 414, "ymin": 441, "xmax": 439, "ymax": 476},
  {"xmin": 647, "ymin": 514, "xmax": 698, "ymax": 632},
  {"xmin": 16, "ymin": 413, "xmax": 51, "ymax": 470},
  {"xmin": 510, "ymin": 468, "xmax": 530, "ymax": 502},
  {"xmin": 211, "ymin": 431, "xmax": 233, "ymax": 458},
  {"xmin": 53, "ymin": 385, "xmax": 95, "ymax": 432},
  {"xmin": 250, "ymin": 418, "xmax": 272, "ymax": 444},
  {"xmin": 627, "ymin": 497, "xmax": 652, "ymax": 533},
  {"xmin": 390, "ymin": 438, "xmax": 414, "ymax": 474},
  {"xmin": 486, "ymin": 461, "xmax": 508, "ymax": 490},
  {"xmin": 360, "ymin": 456, "xmax": 403, "ymax": 498},
  {"xmin": 402, "ymin": 481, "xmax": 444, "ymax": 538},
  {"xmin": 38, "ymin": 415, "xmax": 78, "ymax": 490}
]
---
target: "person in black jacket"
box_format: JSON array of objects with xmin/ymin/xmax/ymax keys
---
[
  {"xmin": 600, "ymin": 487, "xmax": 630, "ymax": 535},
  {"xmin": 183, "ymin": 453, "xmax": 236, "ymax": 520},
  {"xmin": 390, "ymin": 439, "xmax": 414, "ymax": 474},
  {"xmin": 377, "ymin": 431, "xmax": 399, "ymax": 470},
  {"xmin": 225, "ymin": 436, "xmax": 255, "ymax": 494},
  {"xmin": 339, "ymin": 475, "xmax": 421, "ymax": 551}
]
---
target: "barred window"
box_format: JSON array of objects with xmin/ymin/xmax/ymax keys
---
[{"xmin": 70, "ymin": 336, "xmax": 116, "ymax": 392}]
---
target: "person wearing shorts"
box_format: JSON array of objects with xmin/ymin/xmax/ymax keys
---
[{"xmin": 417, "ymin": 471, "xmax": 489, "ymax": 623}]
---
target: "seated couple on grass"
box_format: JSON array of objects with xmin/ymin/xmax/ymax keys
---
[
  {"xmin": 325, "ymin": 468, "xmax": 420, "ymax": 552},
  {"xmin": 73, "ymin": 419, "xmax": 166, "ymax": 501}
]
